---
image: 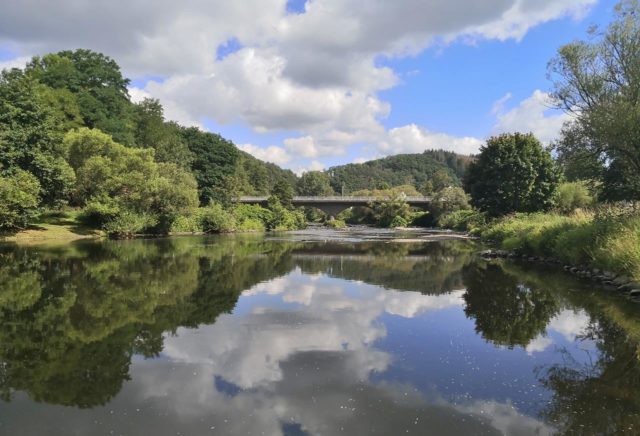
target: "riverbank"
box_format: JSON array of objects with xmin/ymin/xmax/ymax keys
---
[
  {"xmin": 476, "ymin": 209, "xmax": 640, "ymax": 282},
  {"xmin": 0, "ymin": 211, "xmax": 103, "ymax": 244}
]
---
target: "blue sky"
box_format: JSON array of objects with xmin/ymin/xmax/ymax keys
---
[{"xmin": 0, "ymin": 0, "xmax": 614, "ymax": 172}]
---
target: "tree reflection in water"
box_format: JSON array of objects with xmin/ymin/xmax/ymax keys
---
[{"xmin": 1, "ymin": 235, "xmax": 640, "ymax": 434}]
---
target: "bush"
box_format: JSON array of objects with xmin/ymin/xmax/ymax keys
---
[
  {"xmin": 237, "ymin": 218, "xmax": 266, "ymax": 232},
  {"xmin": 369, "ymin": 195, "xmax": 412, "ymax": 228},
  {"xmin": 389, "ymin": 215, "xmax": 409, "ymax": 228},
  {"xmin": 325, "ymin": 219, "xmax": 347, "ymax": 229},
  {"xmin": 0, "ymin": 170, "xmax": 41, "ymax": 230},
  {"xmin": 199, "ymin": 203, "xmax": 237, "ymax": 233},
  {"xmin": 170, "ymin": 214, "xmax": 203, "ymax": 233},
  {"xmin": 79, "ymin": 198, "xmax": 120, "ymax": 226},
  {"xmin": 438, "ymin": 209, "xmax": 486, "ymax": 232},
  {"xmin": 103, "ymin": 210, "xmax": 158, "ymax": 238},
  {"xmin": 427, "ymin": 187, "xmax": 470, "ymax": 224},
  {"xmin": 266, "ymin": 198, "xmax": 306, "ymax": 231},
  {"xmin": 554, "ymin": 181, "xmax": 594, "ymax": 213},
  {"xmin": 232, "ymin": 204, "xmax": 272, "ymax": 226},
  {"xmin": 480, "ymin": 206, "xmax": 640, "ymax": 280}
]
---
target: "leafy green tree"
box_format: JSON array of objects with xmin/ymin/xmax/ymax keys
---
[
  {"xmin": 421, "ymin": 180, "xmax": 434, "ymax": 195},
  {"xmin": 431, "ymin": 169, "xmax": 454, "ymax": 192},
  {"xmin": 0, "ymin": 170, "xmax": 41, "ymax": 230},
  {"xmin": 554, "ymin": 181, "xmax": 594, "ymax": 213},
  {"xmin": 0, "ymin": 69, "xmax": 75, "ymax": 207},
  {"xmin": 549, "ymin": 0, "xmax": 640, "ymax": 200},
  {"xmin": 26, "ymin": 49, "xmax": 135, "ymax": 145},
  {"xmin": 133, "ymin": 98, "xmax": 193, "ymax": 168},
  {"xmin": 464, "ymin": 133, "xmax": 560, "ymax": 217},
  {"xmin": 369, "ymin": 195, "xmax": 412, "ymax": 228},
  {"xmin": 297, "ymin": 171, "xmax": 334, "ymax": 196},
  {"xmin": 271, "ymin": 179, "xmax": 294, "ymax": 207},
  {"xmin": 427, "ymin": 187, "xmax": 470, "ymax": 225},
  {"xmin": 181, "ymin": 127, "xmax": 240, "ymax": 204},
  {"xmin": 38, "ymin": 87, "xmax": 84, "ymax": 132},
  {"xmin": 66, "ymin": 128, "xmax": 198, "ymax": 232}
]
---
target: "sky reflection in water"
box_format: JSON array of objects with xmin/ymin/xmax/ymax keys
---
[{"xmin": 0, "ymin": 231, "xmax": 638, "ymax": 435}]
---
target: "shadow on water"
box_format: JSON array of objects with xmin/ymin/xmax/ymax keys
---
[{"xmin": 0, "ymin": 231, "xmax": 640, "ymax": 434}]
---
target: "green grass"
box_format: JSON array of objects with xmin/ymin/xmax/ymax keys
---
[
  {"xmin": 481, "ymin": 208, "xmax": 640, "ymax": 281},
  {"xmin": 2, "ymin": 209, "xmax": 103, "ymax": 243}
]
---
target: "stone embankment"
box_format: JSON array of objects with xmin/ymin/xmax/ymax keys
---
[{"xmin": 479, "ymin": 249, "xmax": 640, "ymax": 299}]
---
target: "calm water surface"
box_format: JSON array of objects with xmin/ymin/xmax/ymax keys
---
[{"xmin": 1, "ymin": 228, "xmax": 640, "ymax": 435}]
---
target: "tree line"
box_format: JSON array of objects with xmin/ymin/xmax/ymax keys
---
[{"xmin": 0, "ymin": 49, "xmax": 301, "ymax": 235}]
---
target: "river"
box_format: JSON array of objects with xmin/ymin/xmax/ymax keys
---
[{"xmin": 0, "ymin": 227, "xmax": 639, "ymax": 435}]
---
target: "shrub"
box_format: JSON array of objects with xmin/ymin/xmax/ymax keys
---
[
  {"xmin": 170, "ymin": 214, "xmax": 203, "ymax": 233},
  {"xmin": 79, "ymin": 198, "xmax": 120, "ymax": 226},
  {"xmin": 554, "ymin": 181, "xmax": 594, "ymax": 213},
  {"xmin": 237, "ymin": 218, "xmax": 266, "ymax": 232},
  {"xmin": 0, "ymin": 170, "xmax": 41, "ymax": 230},
  {"xmin": 266, "ymin": 198, "xmax": 306, "ymax": 231},
  {"xmin": 103, "ymin": 210, "xmax": 158, "ymax": 238},
  {"xmin": 427, "ymin": 187, "xmax": 470, "ymax": 224},
  {"xmin": 438, "ymin": 209, "xmax": 486, "ymax": 232},
  {"xmin": 325, "ymin": 219, "xmax": 347, "ymax": 229},
  {"xmin": 480, "ymin": 206, "xmax": 640, "ymax": 280},
  {"xmin": 232, "ymin": 204, "xmax": 272, "ymax": 227},
  {"xmin": 369, "ymin": 195, "xmax": 412, "ymax": 228},
  {"xmin": 389, "ymin": 215, "xmax": 409, "ymax": 228},
  {"xmin": 199, "ymin": 203, "xmax": 237, "ymax": 233}
]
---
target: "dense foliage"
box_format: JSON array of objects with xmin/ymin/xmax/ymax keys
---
[
  {"xmin": 464, "ymin": 133, "xmax": 560, "ymax": 217},
  {"xmin": 327, "ymin": 150, "xmax": 471, "ymax": 194},
  {"xmin": 481, "ymin": 207, "xmax": 640, "ymax": 281},
  {"xmin": 549, "ymin": 0, "xmax": 640, "ymax": 200},
  {"xmin": 0, "ymin": 49, "xmax": 302, "ymax": 235}
]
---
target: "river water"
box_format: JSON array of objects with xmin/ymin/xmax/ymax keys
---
[{"xmin": 0, "ymin": 227, "xmax": 639, "ymax": 435}]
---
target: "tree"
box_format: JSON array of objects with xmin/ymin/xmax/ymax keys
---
[
  {"xmin": 133, "ymin": 98, "xmax": 193, "ymax": 168},
  {"xmin": 297, "ymin": 171, "xmax": 334, "ymax": 196},
  {"xmin": 369, "ymin": 195, "xmax": 412, "ymax": 228},
  {"xmin": 427, "ymin": 187, "xmax": 470, "ymax": 224},
  {"xmin": 0, "ymin": 170, "xmax": 41, "ymax": 230},
  {"xmin": 0, "ymin": 69, "xmax": 75, "ymax": 207},
  {"xmin": 271, "ymin": 179, "xmax": 294, "ymax": 208},
  {"xmin": 464, "ymin": 133, "xmax": 560, "ymax": 217},
  {"xmin": 549, "ymin": 0, "xmax": 640, "ymax": 200},
  {"xmin": 25, "ymin": 49, "xmax": 135, "ymax": 145},
  {"xmin": 181, "ymin": 127, "xmax": 240, "ymax": 205},
  {"xmin": 66, "ymin": 128, "xmax": 198, "ymax": 232},
  {"xmin": 554, "ymin": 181, "xmax": 594, "ymax": 213},
  {"xmin": 431, "ymin": 169, "xmax": 453, "ymax": 192}
]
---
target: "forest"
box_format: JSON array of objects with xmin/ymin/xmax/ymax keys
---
[{"xmin": 0, "ymin": 48, "xmax": 478, "ymax": 238}]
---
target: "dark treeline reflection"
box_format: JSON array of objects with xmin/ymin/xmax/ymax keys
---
[
  {"xmin": 463, "ymin": 260, "xmax": 640, "ymax": 434},
  {"xmin": 2, "ymin": 236, "xmax": 640, "ymax": 434},
  {"xmin": 0, "ymin": 236, "xmax": 296, "ymax": 408}
]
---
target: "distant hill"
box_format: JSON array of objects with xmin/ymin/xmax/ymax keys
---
[{"xmin": 326, "ymin": 150, "xmax": 474, "ymax": 194}]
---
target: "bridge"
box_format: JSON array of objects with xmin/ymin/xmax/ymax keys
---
[{"xmin": 237, "ymin": 196, "xmax": 432, "ymax": 217}]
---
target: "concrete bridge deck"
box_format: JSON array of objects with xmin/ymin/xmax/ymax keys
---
[{"xmin": 237, "ymin": 196, "xmax": 432, "ymax": 216}]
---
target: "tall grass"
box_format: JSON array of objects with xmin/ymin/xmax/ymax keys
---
[{"xmin": 481, "ymin": 207, "xmax": 640, "ymax": 280}]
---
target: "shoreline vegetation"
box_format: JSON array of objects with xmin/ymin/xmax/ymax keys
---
[{"xmin": 2, "ymin": 2, "xmax": 640, "ymax": 293}]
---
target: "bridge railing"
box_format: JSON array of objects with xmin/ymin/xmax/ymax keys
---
[{"xmin": 236, "ymin": 196, "xmax": 432, "ymax": 202}]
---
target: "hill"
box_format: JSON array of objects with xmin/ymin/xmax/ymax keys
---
[{"xmin": 326, "ymin": 150, "xmax": 474, "ymax": 194}]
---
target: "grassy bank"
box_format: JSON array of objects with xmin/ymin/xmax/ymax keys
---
[
  {"xmin": 0, "ymin": 210, "xmax": 103, "ymax": 244},
  {"xmin": 478, "ymin": 208, "xmax": 640, "ymax": 281}
]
